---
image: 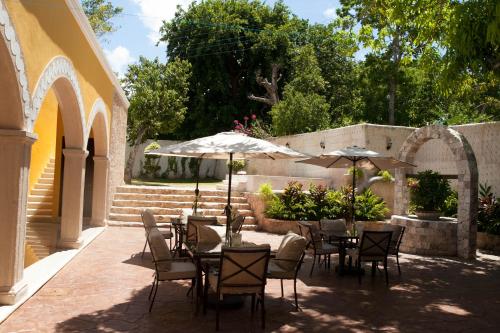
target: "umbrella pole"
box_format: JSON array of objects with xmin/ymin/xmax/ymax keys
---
[
  {"xmin": 351, "ymin": 160, "xmax": 356, "ymax": 229},
  {"xmin": 225, "ymin": 153, "xmax": 233, "ymax": 244},
  {"xmin": 193, "ymin": 159, "xmax": 200, "ymax": 214}
]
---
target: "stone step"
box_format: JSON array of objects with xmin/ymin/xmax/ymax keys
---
[
  {"xmin": 113, "ymin": 192, "xmax": 247, "ymax": 203},
  {"xmin": 27, "ymin": 215, "xmax": 54, "ymax": 223},
  {"xmin": 34, "ymin": 183, "xmax": 53, "ymax": 190},
  {"xmin": 109, "ymin": 213, "xmax": 256, "ymax": 224},
  {"xmin": 27, "ymin": 208, "xmax": 52, "ymax": 215},
  {"xmin": 111, "ymin": 199, "xmax": 250, "ymax": 210},
  {"xmin": 31, "ymin": 188, "xmax": 54, "ymax": 196},
  {"xmin": 26, "ymin": 223, "xmax": 58, "ymax": 249},
  {"xmin": 41, "ymin": 172, "xmax": 54, "ymax": 179},
  {"xmin": 110, "ymin": 206, "xmax": 254, "ymax": 217},
  {"xmin": 28, "ymin": 244, "xmax": 51, "ymax": 259},
  {"xmin": 116, "ymin": 185, "xmax": 243, "ymax": 197},
  {"xmin": 38, "ymin": 178, "xmax": 54, "ymax": 185},
  {"xmin": 28, "ymin": 195, "xmax": 53, "ymax": 203},
  {"xmin": 27, "ymin": 201, "xmax": 52, "ymax": 209},
  {"xmin": 44, "ymin": 167, "xmax": 55, "ymax": 173}
]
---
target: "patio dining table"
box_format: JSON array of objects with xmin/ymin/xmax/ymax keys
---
[{"xmin": 319, "ymin": 230, "xmax": 358, "ymax": 275}]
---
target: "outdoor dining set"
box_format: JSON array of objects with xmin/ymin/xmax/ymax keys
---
[{"xmin": 140, "ymin": 208, "xmax": 406, "ymax": 330}]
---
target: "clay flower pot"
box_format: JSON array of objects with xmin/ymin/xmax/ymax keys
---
[{"xmin": 415, "ymin": 210, "xmax": 442, "ymax": 220}]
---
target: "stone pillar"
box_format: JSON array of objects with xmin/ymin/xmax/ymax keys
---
[
  {"xmin": 59, "ymin": 148, "xmax": 88, "ymax": 249},
  {"xmin": 90, "ymin": 156, "xmax": 109, "ymax": 226},
  {"xmin": 393, "ymin": 168, "xmax": 409, "ymax": 216},
  {"xmin": 0, "ymin": 129, "xmax": 36, "ymax": 305}
]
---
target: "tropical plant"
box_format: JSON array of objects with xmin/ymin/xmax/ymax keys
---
[
  {"xmin": 142, "ymin": 142, "xmax": 161, "ymax": 179},
  {"xmin": 258, "ymin": 183, "xmax": 275, "ymax": 203},
  {"xmin": 228, "ymin": 160, "xmax": 246, "ymax": 174},
  {"xmin": 478, "ymin": 183, "xmax": 500, "ymax": 235},
  {"xmin": 378, "ymin": 170, "xmax": 393, "ymax": 182},
  {"xmin": 408, "ymin": 170, "xmax": 452, "ymax": 212},
  {"xmin": 347, "ymin": 166, "xmax": 364, "ymax": 181},
  {"xmin": 442, "ymin": 190, "xmax": 458, "ymax": 217},
  {"xmin": 355, "ymin": 188, "xmax": 389, "ymax": 221}
]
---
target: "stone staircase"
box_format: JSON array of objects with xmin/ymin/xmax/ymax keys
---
[
  {"xmin": 109, "ymin": 185, "xmax": 257, "ymax": 229},
  {"xmin": 216, "ymin": 174, "xmax": 248, "ymax": 192},
  {"xmin": 25, "ymin": 158, "xmax": 59, "ymax": 260}
]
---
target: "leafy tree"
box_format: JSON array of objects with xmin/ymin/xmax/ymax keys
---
[
  {"xmin": 270, "ymin": 45, "xmax": 330, "ymax": 135},
  {"xmin": 81, "ymin": 0, "xmax": 123, "ymax": 38},
  {"xmin": 123, "ymin": 57, "xmax": 192, "ymax": 183}
]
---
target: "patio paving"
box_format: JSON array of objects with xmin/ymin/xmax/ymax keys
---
[{"xmin": 1, "ymin": 227, "xmax": 499, "ymax": 332}]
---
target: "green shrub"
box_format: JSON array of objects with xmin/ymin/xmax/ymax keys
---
[
  {"xmin": 188, "ymin": 158, "xmax": 200, "ymax": 178},
  {"xmin": 143, "ymin": 142, "xmax": 161, "ymax": 179},
  {"xmin": 259, "ymin": 183, "xmax": 275, "ymax": 203},
  {"xmin": 355, "ymin": 188, "xmax": 389, "ymax": 221},
  {"xmin": 228, "ymin": 160, "xmax": 246, "ymax": 174},
  {"xmin": 378, "ymin": 170, "xmax": 393, "ymax": 182},
  {"xmin": 408, "ymin": 170, "xmax": 452, "ymax": 212},
  {"xmin": 442, "ymin": 190, "xmax": 458, "ymax": 217},
  {"xmin": 347, "ymin": 166, "xmax": 364, "ymax": 181}
]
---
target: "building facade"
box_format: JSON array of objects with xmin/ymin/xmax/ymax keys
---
[{"xmin": 0, "ymin": 0, "xmax": 128, "ymax": 304}]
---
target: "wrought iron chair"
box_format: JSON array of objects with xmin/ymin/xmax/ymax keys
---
[
  {"xmin": 346, "ymin": 230, "xmax": 393, "ymax": 285},
  {"xmin": 297, "ymin": 221, "xmax": 338, "ymax": 276},
  {"xmin": 267, "ymin": 232, "xmax": 307, "ymax": 310},
  {"xmin": 388, "ymin": 225, "xmax": 406, "ymax": 274},
  {"xmin": 141, "ymin": 209, "xmax": 173, "ymax": 258},
  {"xmin": 204, "ymin": 245, "xmax": 271, "ymax": 330},
  {"xmin": 186, "ymin": 216, "xmax": 218, "ymax": 244},
  {"xmin": 146, "ymin": 227, "xmax": 196, "ymax": 312}
]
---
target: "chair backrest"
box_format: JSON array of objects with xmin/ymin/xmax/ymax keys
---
[
  {"xmin": 217, "ymin": 245, "xmax": 270, "ymax": 296},
  {"xmin": 297, "ymin": 221, "xmax": 321, "ymax": 251},
  {"xmin": 358, "ymin": 231, "xmax": 392, "ymax": 261},
  {"xmin": 320, "ymin": 218, "xmax": 347, "ymax": 233},
  {"xmin": 141, "ymin": 209, "xmax": 158, "ymax": 229},
  {"xmin": 186, "ymin": 216, "xmax": 218, "ymax": 243},
  {"xmin": 197, "ymin": 225, "xmax": 222, "ymax": 244},
  {"xmin": 389, "ymin": 225, "xmax": 405, "ymax": 253},
  {"xmin": 275, "ymin": 232, "xmax": 307, "ymax": 272},
  {"xmin": 147, "ymin": 227, "xmax": 172, "ymax": 269},
  {"xmin": 231, "ymin": 215, "xmax": 245, "ymax": 234}
]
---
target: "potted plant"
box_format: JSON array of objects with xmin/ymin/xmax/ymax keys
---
[{"xmin": 408, "ymin": 170, "xmax": 452, "ymax": 220}]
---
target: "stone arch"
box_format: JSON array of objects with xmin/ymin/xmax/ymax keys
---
[
  {"xmin": 0, "ymin": 0, "xmax": 30, "ymax": 130},
  {"xmin": 31, "ymin": 56, "xmax": 85, "ymax": 149},
  {"xmin": 394, "ymin": 125, "xmax": 478, "ymax": 259},
  {"xmin": 85, "ymin": 98, "xmax": 109, "ymax": 156}
]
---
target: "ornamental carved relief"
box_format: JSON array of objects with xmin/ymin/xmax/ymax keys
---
[
  {"xmin": 30, "ymin": 56, "xmax": 85, "ymax": 132},
  {"xmin": 0, "ymin": 0, "xmax": 31, "ymax": 126}
]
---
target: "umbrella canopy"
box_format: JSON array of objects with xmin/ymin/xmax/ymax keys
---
[
  {"xmin": 148, "ymin": 132, "xmax": 308, "ymax": 242},
  {"xmin": 297, "ymin": 146, "xmax": 415, "ymax": 225}
]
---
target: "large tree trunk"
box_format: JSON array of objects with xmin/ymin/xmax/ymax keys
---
[
  {"xmin": 248, "ymin": 63, "xmax": 281, "ymax": 106},
  {"xmin": 388, "ymin": 30, "xmax": 401, "ymax": 125},
  {"xmin": 124, "ymin": 128, "xmax": 146, "ymax": 184}
]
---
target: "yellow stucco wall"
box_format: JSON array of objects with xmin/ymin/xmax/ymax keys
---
[
  {"xmin": 29, "ymin": 88, "xmax": 59, "ymax": 193},
  {"xmin": 5, "ymin": 0, "xmax": 114, "ymax": 123}
]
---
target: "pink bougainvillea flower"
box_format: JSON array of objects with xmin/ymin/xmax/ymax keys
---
[
  {"xmin": 251, "ymin": 114, "xmax": 257, "ymax": 120},
  {"xmin": 244, "ymin": 116, "xmax": 249, "ymax": 121},
  {"xmin": 233, "ymin": 120, "xmax": 239, "ymax": 124}
]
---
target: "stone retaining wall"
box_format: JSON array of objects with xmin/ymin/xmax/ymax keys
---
[
  {"xmin": 477, "ymin": 232, "xmax": 500, "ymax": 252},
  {"xmin": 391, "ymin": 215, "xmax": 458, "ymax": 256}
]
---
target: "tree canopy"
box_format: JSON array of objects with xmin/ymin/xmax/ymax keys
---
[{"xmin": 81, "ymin": 0, "xmax": 123, "ymax": 38}]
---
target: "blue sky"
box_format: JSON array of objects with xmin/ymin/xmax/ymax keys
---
[{"xmin": 102, "ymin": 0, "xmax": 342, "ymax": 76}]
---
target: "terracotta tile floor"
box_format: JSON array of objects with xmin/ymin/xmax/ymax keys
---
[{"xmin": 2, "ymin": 227, "xmax": 500, "ymax": 332}]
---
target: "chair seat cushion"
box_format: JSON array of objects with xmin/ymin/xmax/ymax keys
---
[
  {"xmin": 275, "ymin": 233, "xmax": 307, "ymax": 271},
  {"xmin": 208, "ymin": 272, "xmax": 263, "ymax": 296},
  {"xmin": 158, "ymin": 261, "xmax": 196, "ymax": 280},
  {"xmin": 159, "ymin": 229, "xmax": 173, "ymax": 239},
  {"xmin": 267, "ymin": 260, "xmax": 295, "ymax": 279}
]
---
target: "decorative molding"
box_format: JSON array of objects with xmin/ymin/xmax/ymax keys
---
[
  {"xmin": 30, "ymin": 56, "xmax": 85, "ymax": 133},
  {"xmin": 65, "ymin": 0, "xmax": 129, "ymax": 108},
  {"xmin": 0, "ymin": 0, "xmax": 31, "ymax": 126},
  {"xmin": 85, "ymin": 98, "xmax": 110, "ymax": 154}
]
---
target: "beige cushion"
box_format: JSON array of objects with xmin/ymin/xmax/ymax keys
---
[
  {"xmin": 148, "ymin": 227, "xmax": 172, "ymax": 269},
  {"xmin": 315, "ymin": 242, "xmax": 338, "ymax": 254},
  {"xmin": 197, "ymin": 225, "xmax": 222, "ymax": 244},
  {"xmin": 275, "ymin": 232, "xmax": 307, "ymax": 271},
  {"xmin": 158, "ymin": 261, "xmax": 196, "ymax": 280},
  {"xmin": 142, "ymin": 209, "xmax": 157, "ymax": 228},
  {"xmin": 179, "ymin": 208, "xmax": 192, "ymax": 225},
  {"xmin": 267, "ymin": 260, "xmax": 295, "ymax": 279}
]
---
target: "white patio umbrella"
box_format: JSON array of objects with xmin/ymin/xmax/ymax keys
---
[
  {"xmin": 147, "ymin": 131, "xmax": 308, "ymax": 241},
  {"xmin": 297, "ymin": 146, "xmax": 415, "ymax": 224}
]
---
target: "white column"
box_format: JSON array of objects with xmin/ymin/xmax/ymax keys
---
[
  {"xmin": 0, "ymin": 129, "xmax": 36, "ymax": 304},
  {"xmin": 58, "ymin": 148, "xmax": 88, "ymax": 249},
  {"xmin": 90, "ymin": 156, "xmax": 109, "ymax": 226}
]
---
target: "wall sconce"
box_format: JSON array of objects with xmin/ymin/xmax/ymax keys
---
[
  {"xmin": 285, "ymin": 142, "xmax": 290, "ymax": 148},
  {"xmin": 386, "ymin": 137, "xmax": 392, "ymax": 150},
  {"xmin": 320, "ymin": 140, "xmax": 326, "ymax": 150}
]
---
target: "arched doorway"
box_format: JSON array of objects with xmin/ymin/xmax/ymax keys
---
[
  {"xmin": 31, "ymin": 56, "xmax": 87, "ymax": 250},
  {"xmin": 394, "ymin": 125, "xmax": 478, "ymax": 259},
  {"xmin": 0, "ymin": 0, "xmax": 33, "ymax": 304},
  {"xmin": 84, "ymin": 99, "xmax": 110, "ymax": 227}
]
